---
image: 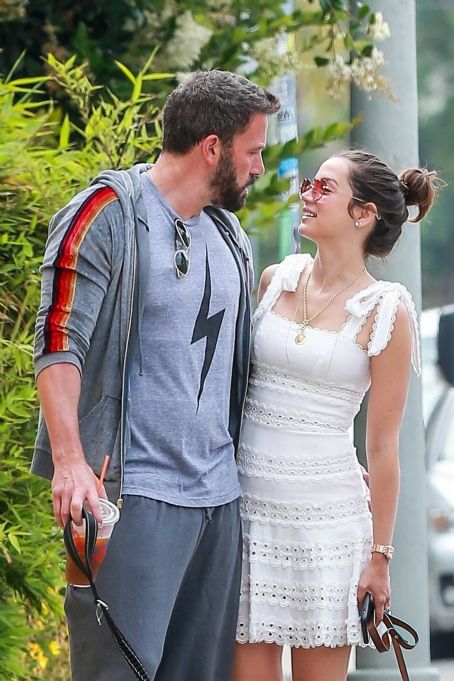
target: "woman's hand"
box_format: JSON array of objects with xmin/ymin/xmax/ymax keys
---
[{"xmin": 357, "ymin": 553, "xmax": 391, "ymax": 625}]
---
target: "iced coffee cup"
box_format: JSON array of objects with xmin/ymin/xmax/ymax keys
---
[{"xmin": 65, "ymin": 498, "xmax": 120, "ymax": 587}]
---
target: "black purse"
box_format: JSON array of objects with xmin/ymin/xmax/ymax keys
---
[
  {"xmin": 359, "ymin": 593, "xmax": 419, "ymax": 681},
  {"xmin": 64, "ymin": 508, "xmax": 151, "ymax": 681}
]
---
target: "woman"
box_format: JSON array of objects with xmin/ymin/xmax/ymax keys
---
[{"xmin": 232, "ymin": 150, "xmax": 438, "ymax": 681}]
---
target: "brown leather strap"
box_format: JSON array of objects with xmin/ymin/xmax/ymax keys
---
[{"xmin": 367, "ymin": 611, "xmax": 419, "ymax": 681}]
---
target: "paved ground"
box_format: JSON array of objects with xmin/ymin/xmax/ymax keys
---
[{"xmin": 282, "ymin": 646, "xmax": 454, "ymax": 680}]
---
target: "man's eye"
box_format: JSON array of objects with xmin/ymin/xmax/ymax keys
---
[{"xmin": 322, "ymin": 185, "xmax": 331, "ymax": 193}]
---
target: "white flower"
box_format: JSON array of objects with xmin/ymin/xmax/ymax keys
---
[
  {"xmin": 326, "ymin": 56, "xmax": 352, "ymax": 98},
  {"xmin": 164, "ymin": 11, "xmax": 213, "ymax": 70},
  {"xmin": 351, "ymin": 48, "xmax": 386, "ymax": 93},
  {"xmin": 367, "ymin": 12, "xmax": 391, "ymax": 42},
  {"xmin": 251, "ymin": 37, "xmax": 277, "ymax": 65},
  {"xmin": 249, "ymin": 36, "xmax": 299, "ymax": 80},
  {"xmin": 325, "ymin": 49, "xmax": 394, "ymax": 100}
]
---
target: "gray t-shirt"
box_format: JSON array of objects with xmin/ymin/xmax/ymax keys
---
[{"xmin": 123, "ymin": 174, "xmax": 241, "ymax": 506}]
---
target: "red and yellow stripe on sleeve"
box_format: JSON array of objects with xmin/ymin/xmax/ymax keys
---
[{"xmin": 43, "ymin": 186, "xmax": 118, "ymax": 353}]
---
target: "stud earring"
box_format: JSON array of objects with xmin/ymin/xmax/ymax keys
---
[{"xmin": 354, "ymin": 220, "xmax": 360, "ymax": 228}]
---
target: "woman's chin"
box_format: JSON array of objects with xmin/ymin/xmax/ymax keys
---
[
  {"xmin": 298, "ymin": 220, "xmax": 313, "ymax": 237},
  {"xmin": 298, "ymin": 221, "xmax": 318, "ymax": 244}
]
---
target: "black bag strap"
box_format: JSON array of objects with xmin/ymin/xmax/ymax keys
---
[{"xmin": 64, "ymin": 509, "xmax": 151, "ymax": 681}]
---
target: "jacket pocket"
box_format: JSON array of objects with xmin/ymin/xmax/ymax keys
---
[{"xmin": 79, "ymin": 395, "xmax": 121, "ymax": 475}]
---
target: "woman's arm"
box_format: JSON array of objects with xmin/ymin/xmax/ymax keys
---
[{"xmin": 358, "ymin": 302, "xmax": 412, "ymax": 623}]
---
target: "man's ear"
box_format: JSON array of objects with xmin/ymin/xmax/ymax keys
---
[{"xmin": 200, "ymin": 134, "xmax": 222, "ymax": 166}]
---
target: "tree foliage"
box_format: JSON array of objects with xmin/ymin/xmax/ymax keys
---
[
  {"xmin": 0, "ymin": 57, "xmax": 167, "ymax": 679},
  {"xmin": 0, "ymin": 1, "xmax": 383, "ymax": 97},
  {"xmin": 0, "ymin": 74, "xmax": 67, "ymax": 680}
]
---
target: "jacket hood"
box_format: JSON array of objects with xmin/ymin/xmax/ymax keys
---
[{"xmin": 91, "ymin": 163, "xmax": 151, "ymax": 205}]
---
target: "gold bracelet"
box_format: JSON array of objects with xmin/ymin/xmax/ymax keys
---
[{"xmin": 371, "ymin": 544, "xmax": 394, "ymax": 560}]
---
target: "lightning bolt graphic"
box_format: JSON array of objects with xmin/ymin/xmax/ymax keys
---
[{"xmin": 191, "ymin": 247, "xmax": 225, "ymax": 411}]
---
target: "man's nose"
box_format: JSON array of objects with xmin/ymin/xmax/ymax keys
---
[{"xmin": 253, "ymin": 156, "xmax": 265, "ymax": 176}]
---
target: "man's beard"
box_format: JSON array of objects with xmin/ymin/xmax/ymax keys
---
[{"xmin": 209, "ymin": 147, "xmax": 256, "ymax": 212}]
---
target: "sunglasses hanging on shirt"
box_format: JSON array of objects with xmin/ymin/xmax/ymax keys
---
[{"xmin": 174, "ymin": 218, "xmax": 191, "ymax": 278}]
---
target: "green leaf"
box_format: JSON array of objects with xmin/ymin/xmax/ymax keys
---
[
  {"xmin": 314, "ymin": 56, "xmax": 330, "ymax": 67},
  {"xmin": 132, "ymin": 73, "xmax": 143, "ymax": 102},
  {"xmin": 8, "ymin": 533, "xmax": 21, "ymax": 553},
  {"xmin": 232, "ymin": 26, "xmax": 248, "ymax": 43},
  {"xmin": 343, "ymin": 34, "xmax": 354, "ymax": 51},
  {"xmin": 59, "ymin": 115, "xmax": 70, "ymax": 149},
  {"xmin": 114, "ymin": 60, "xmax": 136, "ymax": 85},
  {"xmin": 7, "ymin": 76, "xmax": 46, "ymax": 86},
  {"xmin": 142, "ymin": 73, "xmax": 174, "ymax": 81},
  {"xmin": 358, "ymin": 5, "xmax": 371, "ymax": 20},
  {"xmin": 331, "ymin": 0, "xmax": 348, "ymax": 11},
  {"xmin": 361, "ymin": 44, "xmax": 374, "ymax": 57},
  {"xmin": 142, "ymin": 46, "xmax": 159, "ymax": 73},
  {"xmin": 65, "ymin": 54, "xmax": 77, "ymax": 68}
]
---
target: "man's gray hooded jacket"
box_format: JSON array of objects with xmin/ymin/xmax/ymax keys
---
[{"xmin": 32, "ymin": 164, "xmax": 253, "ymax": 504}]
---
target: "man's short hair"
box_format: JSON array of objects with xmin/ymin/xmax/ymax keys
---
[{"xmin": 162, "ymin": 70, "xmax": 280, "ymax": 154}]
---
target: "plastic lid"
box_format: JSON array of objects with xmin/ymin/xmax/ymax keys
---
[{"xmin": 98, "ymin": 498, "xmax": 120, "ymax": 524}]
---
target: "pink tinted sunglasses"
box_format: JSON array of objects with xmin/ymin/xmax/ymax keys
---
[{"xmin": 299, "ymin": 177, "xmax": 367, "ymax": 203}]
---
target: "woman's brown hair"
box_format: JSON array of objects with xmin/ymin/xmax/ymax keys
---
[{"xmin": 336, "ymin": 150, "xmax": 439, "ymax": 257}]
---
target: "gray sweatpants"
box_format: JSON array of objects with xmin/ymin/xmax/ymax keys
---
[{"xmin": 65, "ymin": 495, "xmax": 242, "ymax": 681}]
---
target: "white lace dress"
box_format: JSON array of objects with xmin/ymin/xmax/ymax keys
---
[{"xmin": 236, "ymin": 254, "xmax": 420, "ymax": 649}]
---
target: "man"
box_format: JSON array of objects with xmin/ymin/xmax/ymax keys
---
[{"xmin": 32, "ymin": 70, "xmax": 280, "ymax": 681}]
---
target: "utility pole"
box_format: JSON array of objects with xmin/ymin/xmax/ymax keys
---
[{"xmin": 349, "ymin": 1, "xmax": 439, "ymax": 679}]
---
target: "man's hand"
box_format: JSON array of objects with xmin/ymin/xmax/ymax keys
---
[{"xmin": 52, "ymin": 458, "xmax": 106, "ymax": 529}]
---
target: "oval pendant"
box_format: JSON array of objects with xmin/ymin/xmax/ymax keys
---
[{"xmin": 295, "ymin": 331, "xmax": 306, "ymax": 345}]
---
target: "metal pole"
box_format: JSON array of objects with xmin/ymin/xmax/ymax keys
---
[{"xmin": 349, "ymin": 1, "xmax": 439, "ymax": 679}]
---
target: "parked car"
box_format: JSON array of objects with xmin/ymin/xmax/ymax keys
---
[{"xmin": 422, "ymin": 307, "xmax": 454, "ymax": 638}]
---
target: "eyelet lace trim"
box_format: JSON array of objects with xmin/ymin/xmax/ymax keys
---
[
  {"xmin": 244, "ymin": 397, "xmax": 346, "ymax": 433},
  {"xmin": 240, "ymin": 493, "xmax": 370, "ymax": 528},
  {"xmin": 345, "ymin": 281, "xmax": 421, "ymax": 375},
  {"xmin": 242, "ymin": 533, "xmax": 372, "ymax": 570},
  {"xmin": 237, "ymin": 444, "xmax": 359, "ymax": 483},
  {"xmin": 367, "ymin": 288, "xmax": 420, "ymax": 374},
  {"xmin": 240, "ymin": 580, "xmax": 351, "ymax": 611},
  {"xmin": 250, "ymin": 361, "xmax": 363, "ymax": 408},
  {"xmin": 236, "ymin": 617, "xmax": 365, "ymax": 648},
  {"xmin": 253, "ymin": 254, "xmax": 312, "ymax": 326}
]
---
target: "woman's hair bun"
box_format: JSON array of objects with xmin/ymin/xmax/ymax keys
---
[{"xmin": 399, "ymin": 167, "xmax": 440, "ymax": 222}]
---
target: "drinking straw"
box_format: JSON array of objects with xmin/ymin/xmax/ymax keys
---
[{"xmin": 96, "ymin": 454, "xmax": 110, "ymax": 495}]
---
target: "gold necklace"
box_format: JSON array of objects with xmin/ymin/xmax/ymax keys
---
[{"xmin": 294, "ymin": 266, "xmax": 366, "ymax": 345}]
